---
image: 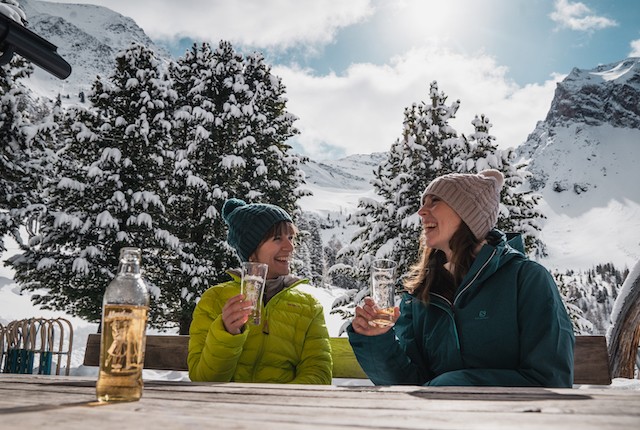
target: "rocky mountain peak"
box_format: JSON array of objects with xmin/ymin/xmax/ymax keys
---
[
  {"xmin": 544, "ymin": 58, "xmax": 640, "ymax": 129},
  {"xmin": 516, "ymin": 58, "xmax": 640, "ymax": 216}
]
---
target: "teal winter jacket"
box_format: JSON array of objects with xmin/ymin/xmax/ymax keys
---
[
  {"xmin": 189, "ymin": 272, "xmax": 332, "ymax": 384},
  {"xmin": 348, "ymin": 230, "xmax": 575, "ymax": 387}
]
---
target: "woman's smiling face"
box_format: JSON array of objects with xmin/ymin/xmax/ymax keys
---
[
  {"xmin": 418, "ymin": 194, "xmax": 462, "ymax": 258},
  {"xmin": 251, "ymin": 222, "xmax": 296, "ymax": 279}
]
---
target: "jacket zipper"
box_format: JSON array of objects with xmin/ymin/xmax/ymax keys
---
[
  {"xmin": 430, "ymin": 293, "xmax": 461, "ymax": 350},
  {"xmin": 428, "ymin": 248, "xmax": 497, "ymax": 351},
  {"xmin": 251, "ymin": 305, "xmax": 268, "ymax": 382},
  {"xmin": 249, "ymin": 279, "xmax": 307, "ymax": 381},
  {"xmin": 453, "ymin": 248, "xmax": 497, "ymax": 307}
]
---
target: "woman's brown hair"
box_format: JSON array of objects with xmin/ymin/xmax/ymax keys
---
[
  {"xmin": 404, "ymin": 222, "xmax": 480, "ymax": 303},
  {"xmin": 257, "ymin": 221, "xmax": 298, "ymax": 246},
  {"xmin": 248, "ymin": 221, "xmax": 298, "ymax": 262}
]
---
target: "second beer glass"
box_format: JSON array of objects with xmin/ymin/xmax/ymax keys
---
[{"xmin": 369, "ymin": 258, "xmax": 397, "ymax": 328}]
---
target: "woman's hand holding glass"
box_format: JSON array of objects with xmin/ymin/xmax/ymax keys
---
[
  {"xmin": 352, "ymin": 297, "xmax": 400, "ymax": 336},
  {"xmin": 222, "ymin": 293, "xmax": 253, "ymax": 335}
]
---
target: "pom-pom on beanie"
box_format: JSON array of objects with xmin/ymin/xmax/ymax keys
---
[
  {"xmin": 422, "ymin": 169, "xmax": 504, "ymax": 240},
  {"xmin": 222, "ymin": 198, "xmax": 293, "ymax": 262}
]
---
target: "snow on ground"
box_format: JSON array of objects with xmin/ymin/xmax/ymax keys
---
[{"xmin": 536, "ymin": 197, "xmax": 640, "ymax": 272}]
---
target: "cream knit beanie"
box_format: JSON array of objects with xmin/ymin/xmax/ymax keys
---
[{"xmin": 422, "ymin": 169, "xmax": 504, "ymax": 240}]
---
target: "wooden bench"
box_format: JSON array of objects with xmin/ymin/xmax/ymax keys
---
[{"xmin": 84, "ymin": 334, "xmax": 611, "ymax": 384}]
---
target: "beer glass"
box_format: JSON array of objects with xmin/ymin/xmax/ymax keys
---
[
  {"xmin": 369, "ymin": 258, "xmax": 397, "ymax": 328},
  {"xmin": 240, "ymin": 262, "xmax": 268, "ymax": 325}
]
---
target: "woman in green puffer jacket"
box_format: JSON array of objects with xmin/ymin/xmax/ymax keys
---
[
  {"xmin": 188, "ymin": 198, "xmax": 332, "ymax": 384},
  {"xmin": 348, "ymin": 170, "xmax": 575, "ymax": 387}
]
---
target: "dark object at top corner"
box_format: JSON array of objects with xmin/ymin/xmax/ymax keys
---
[{"xmin": 0, "ymin": 13, "xmax": 72, "ymax": 79}]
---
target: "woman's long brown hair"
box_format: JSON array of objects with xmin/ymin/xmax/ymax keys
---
[{"xmin": 404, "ymin": 222, "xmax": 480, "ymax": 303}]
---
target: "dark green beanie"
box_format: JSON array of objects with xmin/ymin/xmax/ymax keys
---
[{"xmin": 222, "ymin": 198, "xmax": 293, "ymax": 262}]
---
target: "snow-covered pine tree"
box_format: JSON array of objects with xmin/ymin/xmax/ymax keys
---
[
  {"xmin": 165, "ymin": 42, "xmax": 239, "ymax": 333},
  {"xmin": 332, "ymin": 82, "xmax": 465, "ymax": 315},
  {"xmin": 324, "ymin": 235, "xmax": 357, "ymax": 290},
  {"xmin": 294, "ymin": 213, "xmax": 324, "ymax": 285},
  {"xmin": 0, "ymin": 56, "xmax": 35, "ymax": 252},
  {"xmin": 165, "ymin": 41, "xmax": 307, "ymax": 332},
  {"xmin": 240, "ymin": 50, "xmax": 310, "ymax": 213},
  {"xmin": 8, "ymin": 43, "xmax": 178, "ymax": 326},
  {"xmin": 462, "ymin": 114, "xmax": 546, "ymax": 256},
  {"xmin": 554, "ymin": 271, "xmax": 595, "ymax": 335},
  {"xmin": 305, "ymin": 217, "xmax": 325, "ymax": 285},
  {"xmin": 19, "ymin": 95, "xmax": 67, "ymax": 241},
  {"xmin": 497, "ymin": 149, "xmax": 547, "ymax": 256}
]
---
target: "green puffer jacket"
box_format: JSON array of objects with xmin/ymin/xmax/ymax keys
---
[
  {"xmin": 348, "ymin": 230, "xmax": 575, "ymax": 387},
  {"xmin": 188, "ymin": 272, "xmax": 332, "ymax": 384}
]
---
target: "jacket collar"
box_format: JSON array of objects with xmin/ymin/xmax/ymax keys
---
[
  {"xmin": 454, "ymin": 229, "xmax": 526, "ymax": 304},
  {"xmin": 227, "ymin": 268, "xmax": 308, "ymax": 288}
]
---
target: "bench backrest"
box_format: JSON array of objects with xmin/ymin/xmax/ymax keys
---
[{"xmin": 83, "ymin": 334, "xmax": 610, "ymax": 384}]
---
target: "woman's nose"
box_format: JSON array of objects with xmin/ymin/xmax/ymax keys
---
[
  {"xmin": 282, "ymin": 237, "xmax": 294, "ymax": 250},
  {"xmin": 418, "ymin": 203, "xmax": 428, "ymax": 217}
]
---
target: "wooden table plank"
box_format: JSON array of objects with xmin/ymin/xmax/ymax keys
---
[{"xmin": 1, "ymin": 375, "xmax": 638, "ymax": 429}]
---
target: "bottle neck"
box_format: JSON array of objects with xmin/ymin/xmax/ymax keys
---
[{"xmin": 118, "ymin": 254, "xmax": 141, "ymax": 276}]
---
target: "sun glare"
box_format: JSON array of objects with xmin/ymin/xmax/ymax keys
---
[
  {"xmin": 385, "ymin": 0, "xmax": 486, "ymax": 47},
  {"xmin": 394, "ymin": 1, "xmax": 459, "ymax": 41}
]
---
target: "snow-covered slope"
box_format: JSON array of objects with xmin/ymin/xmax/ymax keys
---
[
  {"xmin": 17, "ymin": 0, "xmax": 169, "ymax": 102},
  {"xmin": 516, "ymin": 58, "xmax": 640, "ymax": 271}
]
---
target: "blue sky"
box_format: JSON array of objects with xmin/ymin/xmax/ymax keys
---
[{"xmin": 47, "ymin": 0, "xmax": 640, "ymax": 160}]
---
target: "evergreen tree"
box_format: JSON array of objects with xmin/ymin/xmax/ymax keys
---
[
  {"xmin": 463, "ymin": 114, "xmax": 546, "ymax": 255},
  {"xmin": 554, "ymin": 271, "xmax": 594, "ymax": 335},
  {"xmin": 165, "ymin": 41, "xmax": 307, "ymax": 332},
  {"xmin": 335, "ymin": 81, "xmax": 464, "ymax": 296},
  {"xmin": 18, "ymin": 95, "xmax": 68, "ymax": 249},
  {"xmin": 8, "ymin": 44, "xmax": 177, "ymax": 326},
  {"xmin": 294, "ymin": 213, "xmax": 324, "ymax": 285},
  {"xmin": 332, "ymin": 82, "xmax": 553, "ymax": 322},
  {"xmin": 164, "ymin": 42, "xmax": 238, "ymax": 333},
  {"xmin": 306, "ymin": 217, "xmax": 326, "ymax": 285},
  {"xmin": 239, "ymin": 50, "xmax": 310, "ymax": 212},
  {"xmin": 324, "ymin": 235, "xmax": 356, "ymax": 289},
  {"xmin": 0, "ymin": 57, "xmax": 36, "ymax": 252}
]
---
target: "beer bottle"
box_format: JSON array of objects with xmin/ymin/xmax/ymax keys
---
[{"xmin": 96, "ymin": 247, "xmax": 150, "ymax": 402}]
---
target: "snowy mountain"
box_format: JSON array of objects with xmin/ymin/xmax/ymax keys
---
[
  {"xmin": 300, "ymin": 152, "xmax": 386, "ymax": 190},
  {"xmin": 515, "ymin": 58, "xmax": 640, "ymax": 271},
  {"xmin": 16, "ymin": 0, "xmax": 170, "ymax": 102}
]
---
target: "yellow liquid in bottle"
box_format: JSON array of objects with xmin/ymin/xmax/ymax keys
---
[{"xmin": 96, "ymin": 304, "xmax": 148, "ymax": 402}]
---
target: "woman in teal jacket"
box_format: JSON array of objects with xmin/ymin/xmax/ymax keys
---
[
  {"xmin": 188, "ymin": 199, "xmax": 332, "ymax": 384},
  {"xmin": 348, "ymin": 170, "xmax": 575, "ymax": 387}
]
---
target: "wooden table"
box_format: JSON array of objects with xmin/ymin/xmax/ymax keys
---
[{"xmin": 1, "ymin": 374, "xmax": 639, "ymax": 429}]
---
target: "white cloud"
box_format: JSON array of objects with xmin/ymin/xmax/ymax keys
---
[
  {"xmin": 51, "ymin": 0, "xmax": 374, "ymax": 49},
  {"xmin": 43, "ymin": 0, "xmax": 562, "ymax": 161},
  {"xmin": 630, "ymin": 39, "xmax": 640, "ymax": 57},
  {"xmin": 275, "ymin": 46, "xmax": 561, "ymax": 160},
  {"xmin": 550, "ymin": 0, "xmax": 617, "ymax": 31}
]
